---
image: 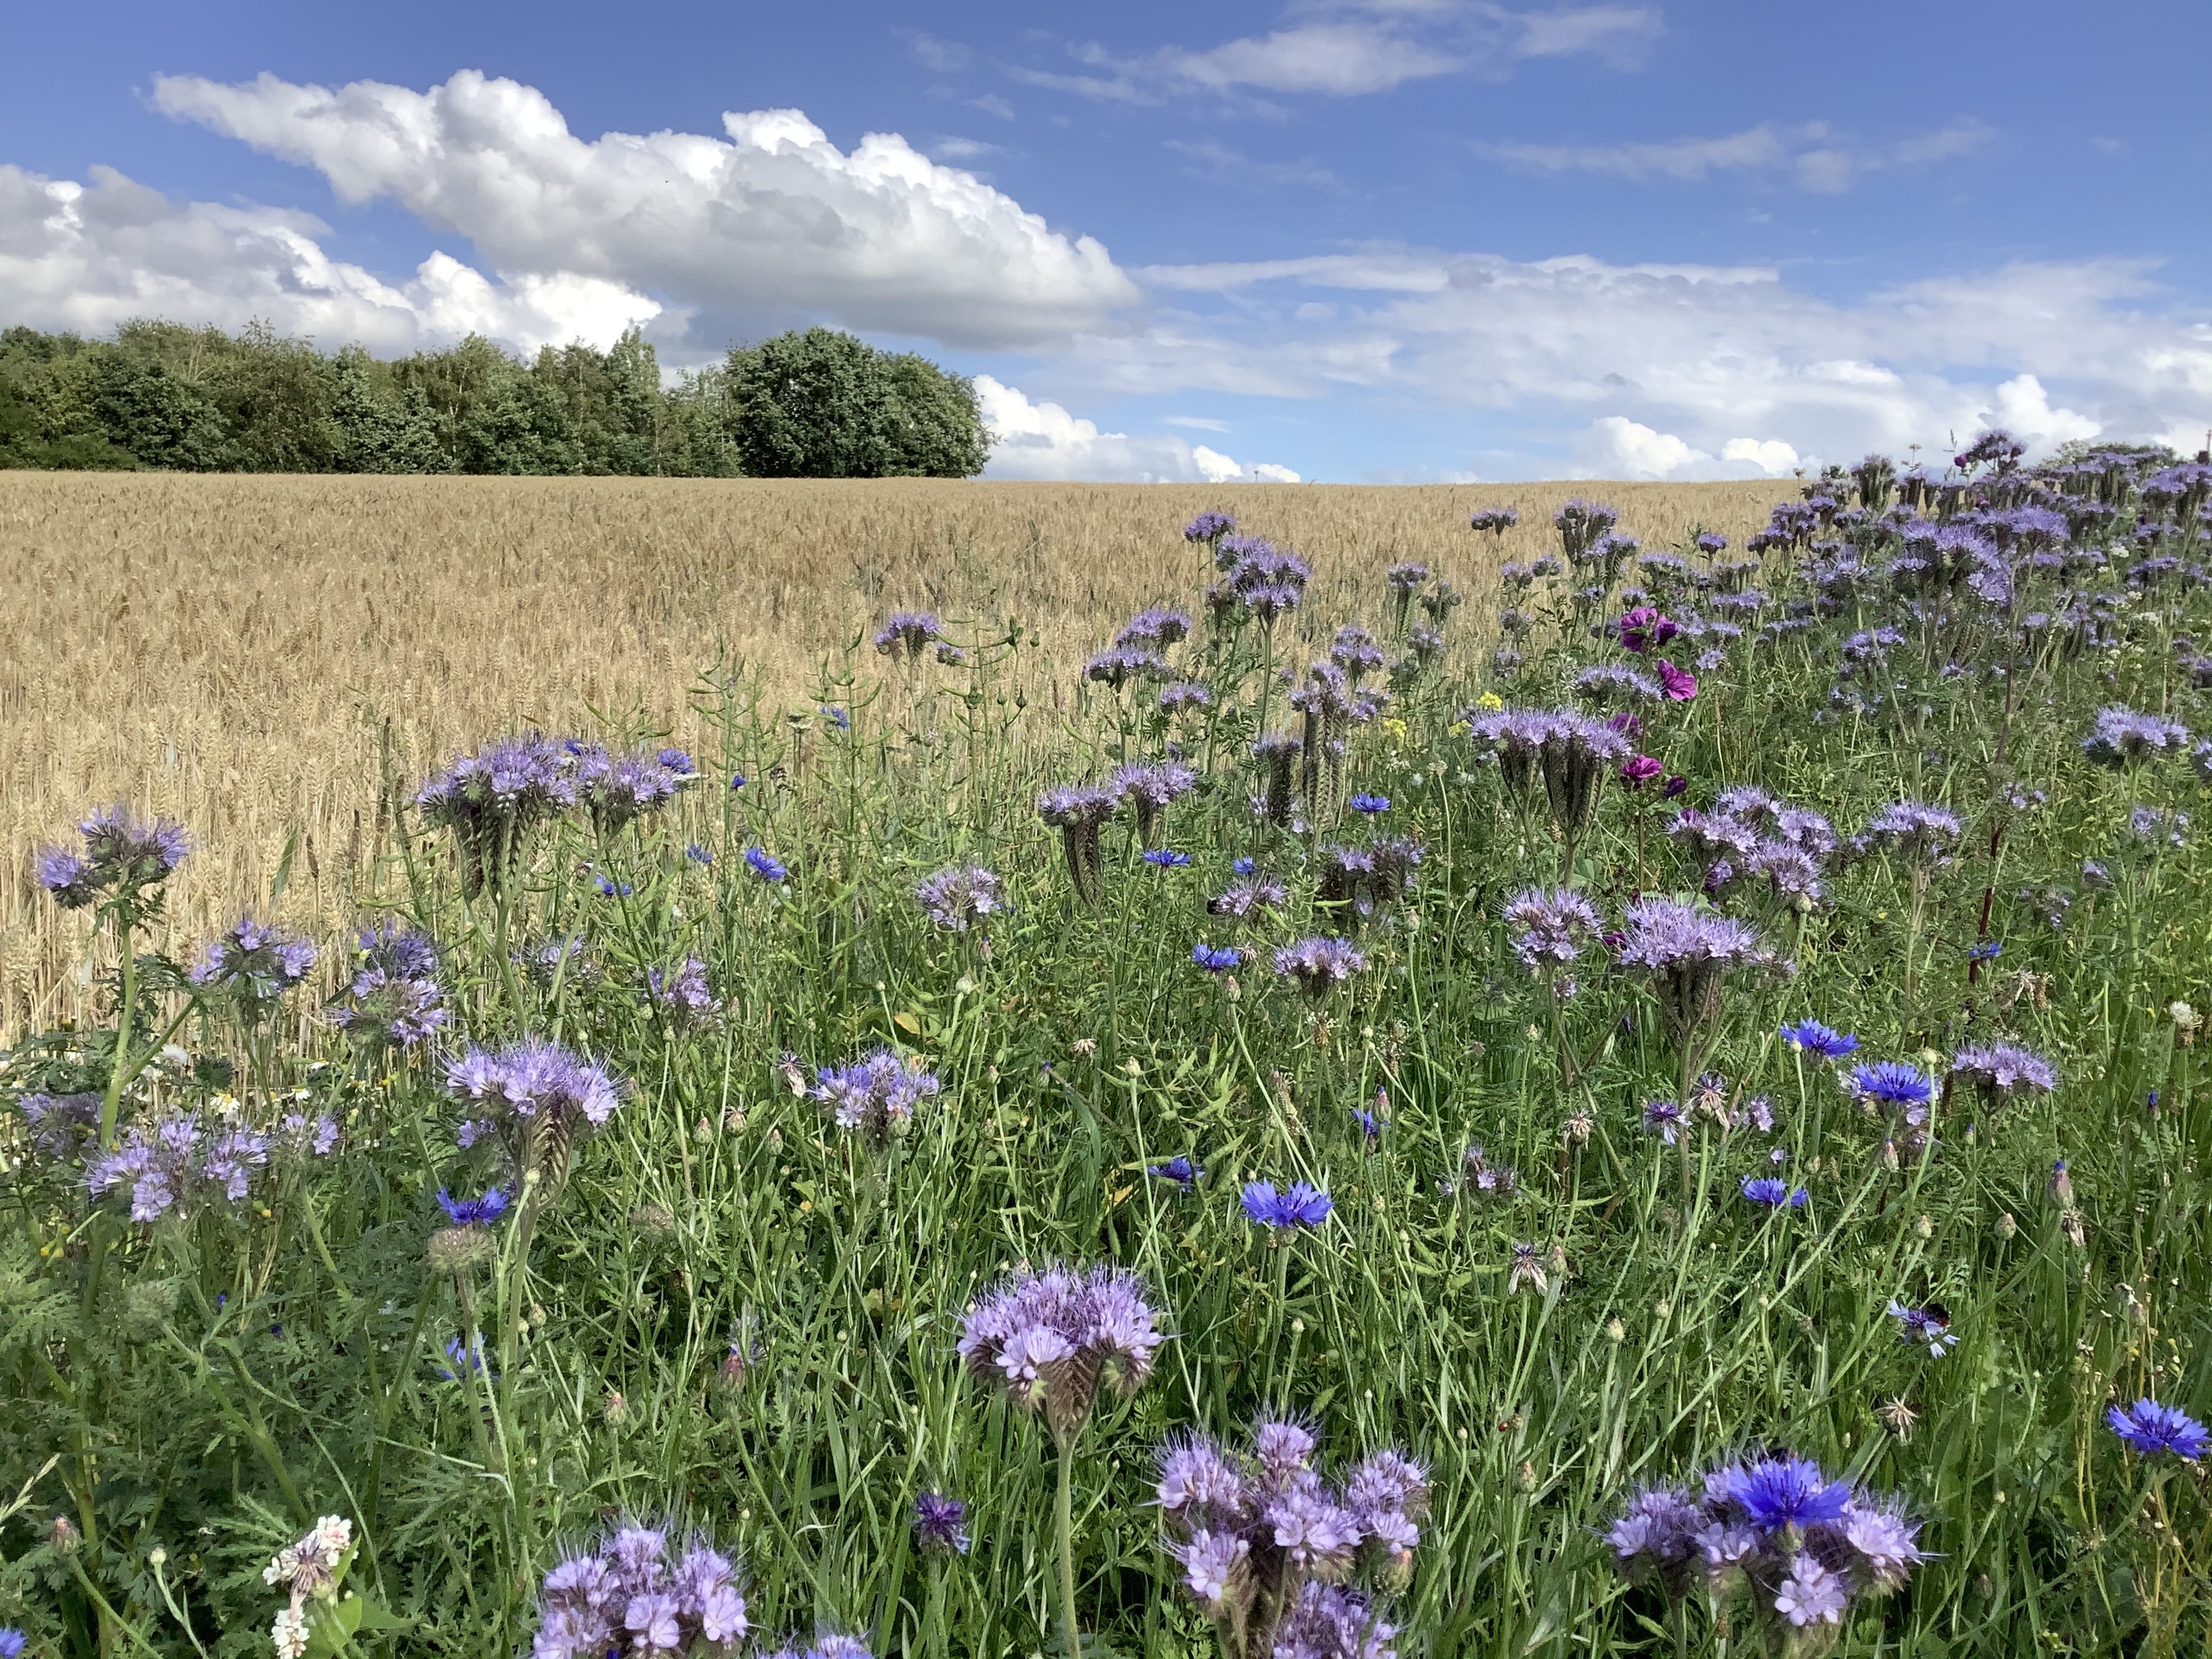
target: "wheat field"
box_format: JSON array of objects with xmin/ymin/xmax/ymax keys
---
[{"xmin": 0, "ymin": 472, "xmax": 1779, "ymax": 1031}]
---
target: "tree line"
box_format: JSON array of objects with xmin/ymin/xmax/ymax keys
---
[{"xmin": 0, "ymin": 321, "xmax": 992, "ymax": 478}]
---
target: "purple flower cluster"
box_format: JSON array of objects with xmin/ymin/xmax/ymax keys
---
[
  {"xmin": 446, "ymin": 1038, "xmax": 621, "ymax": 1191},
  {"xmin": 573, "ymin": 745, "xmax": 698, "ymax": 831},
  {"xmin": 912, "ymin": 1492, "xmax": 970, "ymax": 1556},
  {"xmin": 1852, "ymin": 802, "xmax": 1963, "ymax": 867},
  {"xmin": 35, "ymin": 806, "xmax": 190, "ymax": 911},
  {"xmin": 334, "ymin": 920, "xmax": 446, "ymax": 1050},
  {"xmin": 1273, "ymin": 936, "xmax": 1366, "ymax": 997},
  {"xmin": 914, "ymin": 864, "xmax": 1002, "ymax": 932},
  {"xmin": 1184, "ymin": 510, "xmax": 1237, "ymax": 544},
  {"xmin": 416, "ymin": 735, "xmax": 579, "ymax": 895},
  {"xmin": 813, "ymin": 1048, "xmax": 940, "ymax": 1144},
  {"xmin": 530, "ymin": 1520, "xmax": 747, "ymax": 1659},
  {"xmin": 87, "ymin": 1112, "xmax": 272, "ymax": 1222},
  {"xmin": 1208, "ymin": 536, "xmax": 1313, "ymax": 625},
  {"xmin": 190, "ymin": 918, "xmax": 318, "ymax": 1006},
  {"xmin": 1118, "ymin": 607, "xmax": 1195, "ymax": 649},
  {"xmin": 957, "ymin": 1264, "xmax": 1164, "ymax": 1441},
  {"xmin": 1038, "ymin": 781, "xmax": 1123, "ymax": 904},
  {"xmin": 2081, "ymin": 705, "xmax": 2190, "ymax": 768},
  {"xmin": 1950, "ymin": 1041, "xmax": 2057, "ymax": 1108},
  {"xmin": 1615, "ymin": 899, "xmax": 1777, "ymax": 1048},
  {"xmin": 874, "ymin": 611, "xmax": 944, "ymax": 659},
  {"xmin": 1502, "ymin": 887, "xmax": 1601, "ymax": 988},
  {"xmin": 1158, "ymin": 1418, "xmax": 1427, "ymax": 1659},
  {"xmin": 1112, "ymin": 760, "xmax": 1199, "ymax": 845},
  {"xmin": 1469, "ymin": 506, "xmax": 1519, "ymax": 535},
  {"xmin": 1608, "ymin": 1454, "xmax": 1925, "ymax": 1637},
  {"xmin": 18, "ymin": 1091, "xmax": 102, "ymax": 1160},
  {"xmin": 643, "ymin": 957, "xmax": 720, "ymax": 1029}
]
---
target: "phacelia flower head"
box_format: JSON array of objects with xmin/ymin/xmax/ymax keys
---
[
  {"xmin": 334, "ymin": 920, "xmax": 446, "ymax": 1050},
  {"xmin": 1469, "ymin": 506, "xmax": 1520, "ymax": 535},
  {"xmin": 1112, "ymin": 760, "xmax": 1199, "ymax": 845},
  {"xmin": 1950, "ymin": 1041, "xmax": 2057, "ymax": 1109},
  {"xmin": 1160, "ymin": 680, "xmax": 1213, "ymax": 714},
  {"xmin": 445, "ymin": 1038, "xmax": 621, "ymax": 1194},
  {"xmin": 874, "ymin": 611, "xmax": 945, "ymax": 659},
  {"xmin": 417, "ymin": 735, "xmax": 578, "ymax": 895},
  {"xmin": 570, "ymin": 744, "xmax": 698, "ymax": 831},
  {"xmin": 529, "ymin": 1518, "xmax": 749, "ymax": 1659},
  {"xmin": 643, "ymin": 956, "xmax": 721, "ymax": 1029},
  {"xmin": 813, "ymin": 1048, "xmax": 940, "ymax": 1145},
  {"xmin": 2108, "ymin": 1399, "xmax": 2210, "ymax": 1460},
  {"xmin": 190, "ymin": 918, "xmax": 317, "ymax": 1008},
  {"xmin": 1503, "ymin": 887, "xmax": 1601, "ymax": 976},
  {"xmin": 1854, "ymin": 801, "xmax": 1963, "ymax": 867},
  {"xmin": 1242, "ymin": 1181, "xmax": 1334, "ymax": 1229},
  {"xmin": 87, "ymin": 1111, "xmax": 270, "ymax": 1223},
  {"xmin": 1184, "ymin": 510, "xmax": 1236, "ymax": 544},
  {"xmin": 2081, "ymin": 705, "xmax": 2191, "ymax": 768},
  {"xmin": 915, "ymin": 864, "xmax": 1001, "ymax": 933},
  {"xmin": 1273, "ymin": 936, "xmax": 1366, "ymax": 997},
  {"xmin": 35, "ymin": 806, "xmax": 190, "ymax": 912},
  {"xmin": 1616, "ymin": 899, "xmax": 1775, "ymax": 1048},
  {"xmin": 957, "ymin": 1264, "xmax": 1164, "ymax": 1441}
]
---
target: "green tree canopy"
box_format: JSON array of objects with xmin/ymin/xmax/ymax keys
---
[{"xmin": 722, "ymin": 327, "xmax": 990, "ymax": 479}]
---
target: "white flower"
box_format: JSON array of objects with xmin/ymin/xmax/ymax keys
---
[
  {"xmin": 263, "ymin": 1547, "xmax": 297, "ymax": 1586},
  {"xmin": 310, "ymin": 1516, "xmax": 352, "ymax": 1561},
  {"xmin": 271, "ymin": 1605, "xmax": 310, "ymax": 1659}
]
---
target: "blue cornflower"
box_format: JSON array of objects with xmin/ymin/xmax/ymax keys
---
[
  {"xmin": 1147, "ymin": 1155, "xmax": 1202, "ymax": 1191},
  {"xmin": 1707, "ymin": 1455, "xmax": 1852, "ymax": 1535},
  {"xmin": 1233, "ymin": 857, "xmax": 1257, "ymax": 875},
  {"xmin": 1851, "ymin": 1060, "xmax": 1933, "ymax": 1109},
  {"xmin": 594, "ymin": 876, "xmax": 633, "ymax": 898},
  {"xmin": 1967, "ymin": 939, "xmax": 2002, "ymax": 962},
  {"xmin": 437, "ymin": 1334, "xmax": 491, "ymax": 1380},
  {"xmin": 0, "ymin": 1629, "xmax": 23, "ymax": 1659},
  {"xmin": 1351, "ymin": 1107, "xmax": 1382, "ymax": 1144},
  {"xmin": 1350, "ymin": 793, "xmax": 1391, "ymax": 814},
  {"xmin": 1191, "ymin": 943, "xmax": 1242, "ymax": 972},
  {"xmin": 436, "ymin": 1187, "xmax": 510, "ymax": 1228},
  {"xmin": 1741, "ymin": 1176, "xmax": 1808, "ymax": 1208},
  {"xmin": 1242, "ymin": 1180, "xmax": 1333, "ymax": 1229},
  {"xmin": 2109, "ymin": 1399, "xmax": 2210, "ymax": 1460},
  {"xmin": 1145, "ymin": 848, "xmax": 1193, "ymax": 867},
  {"xmin": 1886, "ymin": 1300, "xmax": 1957, "ymax": 1357},
  {"xmin": 730, "ymin": 773, "xmax": 747, "ymax": 790},
  {"xmin": 745, "ymin": 847, "xmax": 789, "ymax": 883},
  {"xmin": 819, "ymin": 705, "xmax": 851, "ymax": 732},
  {"xmin": 1780, "ymin": 1019, "xmax": 1859, "ymax": 1060},
  {"xmin": 686, "ymin": 842, "xmax": 714, "ymax": 865}
]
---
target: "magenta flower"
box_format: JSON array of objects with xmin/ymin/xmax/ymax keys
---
[{"xmin": 1656, "ymin": 659, "xmax": 1698, "ymax": 701}]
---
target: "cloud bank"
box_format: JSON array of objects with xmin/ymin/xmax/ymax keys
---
[{"xmin": 150, "ymin": 69, "xmax": 1137, "ymax": 350}]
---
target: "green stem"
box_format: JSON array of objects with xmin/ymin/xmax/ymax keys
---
[
  {"xmin": 1054, "ymin": 1434, "xmax": 1082, "ymax": 1659},
  {"xmin": 100, "ymin": 911, "xmax": 138, "ymax": 1148}
]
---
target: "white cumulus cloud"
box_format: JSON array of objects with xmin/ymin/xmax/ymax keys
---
[
  {"xmin": 150, "ymin": 69, "xmax": 1137, "ymax": 350},
  {"xmin": 974, "ymin": 377, "xmax": 1299, "ymax": 481},
  {"xmin": 0, "ymin": 163, "xmax": 655, "ymax": 354}
]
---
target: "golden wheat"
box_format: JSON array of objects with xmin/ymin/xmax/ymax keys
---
[{"xmin": 0, "ymin": 472, "xmax": 1781, "ymax": 1030}]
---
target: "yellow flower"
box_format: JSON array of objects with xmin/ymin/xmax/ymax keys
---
[{"xmin": 1474, "ymin": 691, "xmax": 1504, "ymax": 712}]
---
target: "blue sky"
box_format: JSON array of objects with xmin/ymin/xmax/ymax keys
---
[{"xmin": 5, "ymin": 1, "xmax": 2209, "ymax": 481}]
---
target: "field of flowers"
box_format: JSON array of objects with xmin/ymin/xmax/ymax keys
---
[{"xmin": 4, "ymin": 439, "xmax": 2212, "ymax": 1659}]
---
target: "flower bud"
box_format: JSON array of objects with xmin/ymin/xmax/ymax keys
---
[{"xmin": 427, "ymin": 1227, "xmax": 497, "ymax": 1273}]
